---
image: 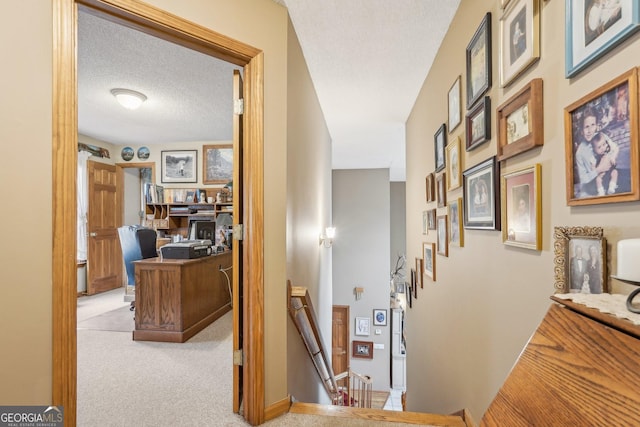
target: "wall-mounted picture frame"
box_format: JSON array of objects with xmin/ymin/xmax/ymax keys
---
[
  {"xmin": 566, "ymin": 0, "xmax": 640, "ymax": 78},
  {"xmin": 161, "ymin": 150, "xmax": 197, "ymax": 183},
  {"xmin": 446, "ymin": 137, "xmax": 462, "ymax": 190},
  {"xmin": 355, "ymin": 317, "xmax": 370, "ymax": 336},
  {"xmin": 352, "ymin": 340, "xmax": 374, "ymax": 359},
  {"xmin": 497, "ymin": 78, "xmax": 543, "ymax": 161},
  {"xmin": 448, "ymin": 76, "xmax": 462, "ymax": 132},
  {"xmin": 427, "ymin": 209, "xmax": 437, "ymax": 230},
  {"xmin": 437, "ymin": 215, "xmax": 449, "ymax": 257},
  {"xmin": 449, "ymin": 197, "xmax": 464, "ymax": 247},
  {"xmin": 373, "ymin": 309, "xmax": 387, "ymax": 326},
  {"xmin": 422, "ymin": 210, "xmax": 429, "ymax": 235},
  {"xmin": 466, "ymin": 96, "xmax": 492, "ymax": 151},
  {"xmin": 407, "ymin": 284, "xmax": 413, "ymax": 308},
  {"xmin": 467, "ymin": 12, "xmax": 492, "ymax": 108},
  {"xmin": 499, "ymin": 0, "xmax": 540, "ymax": 87},
  {"xmin": 423, "ymin": 242, "xmax": 436, "ymax": 281},
  {"xmin": 415, "ymin": 257, "xmax": 424, "ymax": 288},
  {"xmin": 437, "ymin": 173, "xmax": 447, "ymax": 208},
  {"xmin": 203, "ymin": 144, "xmax": 233, "ymax": 184},
  {"xmin": 564, "ymin": 68, "xmax": 638, "ymax": 206},
  {"xmin": 463, "ymin": 156, "xmax": 501, "ymax": 230},
  {"xmin": 501, "ymin": 164, "xmax": 541, "ymax": 250},
  {"xmin": 501, "ymin": 0, "xmax": 514, "ymax": 9},
  {"xmin": 434, "ymin": 124, "xmax": 447, "ymax": 172},
  {"xmin": 553, "ymin": 226, "xmax": 607, "ymax": 294},
  {"xmin": 426, "ymin": 173, "xmax": 436, "ymax": 202}
]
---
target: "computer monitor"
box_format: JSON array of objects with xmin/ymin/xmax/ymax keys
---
[{"xmin": 193, "ymin": 220, "xmax": 216, "ymax": 241}]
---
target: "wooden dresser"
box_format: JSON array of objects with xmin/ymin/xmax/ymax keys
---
[
  {"xmin": 482, "ymin": 296, "xmax": 640, "ymax": 426},
  {"xmin": 133, "ymin": 251, "xmax": 232, "ymax": 343}
]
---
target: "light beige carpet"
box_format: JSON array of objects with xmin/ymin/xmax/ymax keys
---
[{"xmin": 77, "ymin": 305, "xmax": 134, "ymax": 332}]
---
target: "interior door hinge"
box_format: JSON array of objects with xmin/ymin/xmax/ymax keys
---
[
  {"xmin": 233, "ymin": 349, "xmax": 243, "ymax": 366},
  {"xmin": 233, "ymin": 224, "xmax": 244, "ymax": 241},
  {"xmin": 234, "ymin": 99, "xmax": 244, "ymax": 115}
]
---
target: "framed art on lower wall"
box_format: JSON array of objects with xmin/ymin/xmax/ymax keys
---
[{"xmin": 502, "ymin": 164, "xmax": 541, "ymax": 250}]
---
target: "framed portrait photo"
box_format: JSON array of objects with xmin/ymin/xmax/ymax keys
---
[
  {"xmin": 373, "ymin": 309, "xmax": 387, "ymax": 326},
  {"xmin": 497, "ymin": 78, "xmax": 543, "ymax": 161},
  {"xmin": 446, "ymin": 137, "xmax": 462, "ymax": 191},
  {"xmin": 355, "ymin": 317, "xmax": 370, "ymax": 336},
  {"xmin": 466, "ymin": 12, "xmax": 492, "ymax": 107},
  {"xmin": 415, "ymin": 257, "xmax": 424, "ymax": 288},
  {"xmin": 566, "ymin": 0, "xmax": 640, "ymax": 78},
  {"xmin": 564, "ymin": 68, "xmax": 639, "ymax": 205},
  {"xmin": 499, "ymin": 0, "xmax": 540, "ymax": 87},
  {"xmin": 203, "ymin": 144, "xmax": 233, "ymax": 184},
  {"xmin": 553, "ymin": 226, "xmax": 607, "ymax": 294},
  {"xmin": 423, "ymin": 242, "xmax": 436, "ymax": 281},
  {"xmin": 426, "ymin": 173, "xmax": 436, "ymax": 202},
  {"xmin": 352, "ymin": 340, "xmax": 373, "ymax": 359},
  {"xmin": 448, "ymin": 76, "xmax": 462, "ymax": 131},
  {"xmin": 463, "ymin": 156, "xmax": 501, "ymax": 230},
  {"xmin": 434, "ymin": 124, "xmax": 447, "ymax": 172},
  {"xmin": 427, "ymin": 209, "xmax": 437, "ymax": 230},
  {"xmin": 437, "ymin": 215, "xmax": 449, "ymax": 257},
  {"xmin": 437, "ymin": 173, "xmax": 447, "ymax": 208},
  {"xmin": 161, "ymin": 150, "xmax": 197, "ymax": 183},
  {"xmin": 501, "ymin": 164, "xmax": 541, "ymax": 250},
  {"xmin": 466, "ymin": 96, "xmax": 491, "ymax": 151},
  {"xmin": 449, "ymin": 197, "xmax": 464, "ymax": 247}
]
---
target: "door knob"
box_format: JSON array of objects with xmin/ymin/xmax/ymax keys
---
[{"xmin": 89, "ymin": 232, "xmax": 97, "ymax": 237}]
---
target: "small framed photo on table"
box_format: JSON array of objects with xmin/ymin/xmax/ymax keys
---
[
  {"xmin": 501, "ymin": 164, "xmax": 541, "ymax": 250},
  {"xmin": 373, "ymin": 309, "xmax": 387, "ymax": 326},
  {"xmin": 553, "ymin": 226, "xmax": 607, "ymax": 294}
]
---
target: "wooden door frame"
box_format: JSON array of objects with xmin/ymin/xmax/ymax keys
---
[{"xmin": 52, "ymin": 1, "xmax": 265, "ymax": 425}]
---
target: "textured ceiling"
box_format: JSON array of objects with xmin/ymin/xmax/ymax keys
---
[{"xmin": 78, "ymin": 2, "xmax": 460, "ymax": 181}]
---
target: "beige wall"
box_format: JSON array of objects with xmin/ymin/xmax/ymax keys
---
[
  {"xmin": 285, "ymin": 17, "xmax": 334, "ymax": 403},
  {"xmin": 0, "ymin": 0, "xmax": 290, "ymax": 408},
  {"xmin": 405, "ymin": 0, "xmax": 640, "ymax": 418}
]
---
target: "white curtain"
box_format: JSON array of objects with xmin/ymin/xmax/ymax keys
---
[{"xmin": 77, "ymin": 151, "xmax": 92, "ymax": 261}]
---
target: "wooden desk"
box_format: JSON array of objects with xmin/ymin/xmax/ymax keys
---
[{"xmin": 133, "ymin": 251, "xmax": 231, "ymax": 343}]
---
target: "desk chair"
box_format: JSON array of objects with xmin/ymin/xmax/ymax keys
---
[{"xmin": 117, "ymin": 225, "xmax": 157, "ymax": 310}]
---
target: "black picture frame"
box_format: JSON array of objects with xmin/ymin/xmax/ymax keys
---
[
  {"xmin": 434, "ymin": 123, "xmax": 447, "ymax": 172},
  {"xmin": 465, "ymin": 96, "xmax": 491, "ymax": 151},
  {"xmin": 466, "ymin": 12, "xmax": 492, "ymax": 108},
  {"xmin": 463, "ymin": 156, "xmax": 501, "ymax": 230}
]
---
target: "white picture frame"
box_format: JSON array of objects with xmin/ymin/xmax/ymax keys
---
[{"xmin": 355, "ymin": 317, "xmax": 370, "ymax": 336}]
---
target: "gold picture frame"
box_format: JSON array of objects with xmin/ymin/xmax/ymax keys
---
[
  {"xmin": 497, "ymin": 78, "xmax": 543, "ymax": 161},
  {"xmin": 499, "ymin": 0, "xmax": 540, "ymax": 87},
  {"xmin": 501, "ymin": 163, "xmax": 541, "ymax": 250},
  {"xmin": 446, "ymin": 136, "xmax": 462, "ymax": 191},
  {"xmin": 553, "ymin": 226, "xmax": 607, "ymax": 294}
]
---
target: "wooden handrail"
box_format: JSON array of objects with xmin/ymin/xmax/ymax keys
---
[
  {"xmin": 333, "ymin": 368, "xmax": 373, "ymax": 408},
  {"xmin": 287, "ymin": 280, "xmax": 338, "ymax": 399}
]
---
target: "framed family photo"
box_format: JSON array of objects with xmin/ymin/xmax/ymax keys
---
[
  {"xmin": 352, "ymin": 340, "xmax": 373, "ymax": 359},
  {"xmin": 437, "ymin": 173, "xmax": 447, "ymax": 208},
  {"xmin": 499, "ymin": 0, "xmax": 540, "ymax": 87},
  {"xmin": 463, "ymin": 156, "xmax": 501, "ymax": 230},
  {"xmin": 434, "ymin": 124, "xmax": 447, "ymax": 172},
  {"xmin": 161, "ymin": 150, "xmax": 197, "ymax": 183},
  {"xmin": 564, "ymin": 68, "xmax": 639, "ymax": 205},
  {"xmin": 566, "ymin": 0, "xmax": 640, "ymax": 78},
  {"xmin": 448, "ymin": 76, "xmax": 462, "ymax": 131},
  {"xmin": 426, "ymin": 173, "xmax": 436, "ymax": 202},
  {"xmin": 497, "ymin": 78, "xmax": 543, "ymax": 161},
  {"xmin": 203, "ymin": 144, "xmax": 233, "ymax": 184},
  {"xmin": 466, "ymin": 96, "xmax": 491, "ymax": 151},
  {"xmin": 449, "ymin": 198, "xmax": 464, "ymax": 247},
  {"xmin": 501, "ymin": 164, "xmax": 541, "ymax": 250},
  {"xmin": 553, "ymin": 226, "xmax": 607, "ymax": 294},
  {"xmin": 446, "ymin": 137, "xmax": 462, "ymax": 190},
  {"xmin": 467, "ymin": 13, "xmax": 492, "ymax": 107},
  {"xmin": 423, "ymin": 242, "xmax": 436, "ymax": 281},
  {"xmin": 437, "ymin": 215, "xmax": 449, "ymax": 257}
]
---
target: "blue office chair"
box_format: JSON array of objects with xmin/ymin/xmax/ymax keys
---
[{"xmin": 117, "ymin": 225, "xmax": 157, "ymax": 310}]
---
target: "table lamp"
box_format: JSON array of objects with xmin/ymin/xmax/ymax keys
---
[{"xmin": 612, "ymin": 239, "xmax": 640, "ymax": 313}]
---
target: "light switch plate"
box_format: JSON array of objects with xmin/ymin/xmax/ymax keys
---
[
  {"xmin": 375, "ymin": 329, "xmax": 382, "ymax": 335},
  {"xmin": 374, "ymin": 343, "xmax": 384, "ymax": 350}
]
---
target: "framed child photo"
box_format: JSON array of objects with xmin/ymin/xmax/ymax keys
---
[
  {"xmin": 564, "ymin": 68, "xmax": 639, "ymax": 206},
  {"xmin": 467, "ymin": 13, "xmax": 492, "ymax": 107},
  {"xmin": 499, "ymin": 0, "xmax": 540, "ymax": 87},
  {"xmin": 463, "ymin": 156, "xmax": 501, "ymax": 230},
  {"xmin": 446, "ymin": 137, "xmax": 462, "ymax": 191},
  {"xmin": 501, "ymin": 164, "xmax": 541, "ymax": 250},
  {"xmin": 434, "ymin": 124, "xmax": 447, "ymax": 172},
  {"xmin": 553, "ymin": 226, "xmax": 607, "ymax": 294},
  {"xmin": 566, "ymin": 0, "xmax": 640, "ymax": 78}
]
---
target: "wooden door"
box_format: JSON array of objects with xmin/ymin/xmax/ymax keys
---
[
  {"xmin": 87, "ymin": 160, "xmax": 123, "ymax": 294},
  {"xmin": 332, "ymin": 305, "xmax": 350, "ymax": 387},
  {"xmin": 232, "ymin": 69, "xmax": 244, "ymax": 413}
]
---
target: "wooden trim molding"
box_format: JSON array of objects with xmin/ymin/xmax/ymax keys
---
[
  {"xmin": 53, "ymin": 1, "xmax": 265, "ymax": 425},
  {"xmin": 264, "ymin": 396, "xmax": 291, "ymax": 422}
]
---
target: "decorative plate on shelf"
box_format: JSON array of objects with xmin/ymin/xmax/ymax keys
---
[
  {"xmin": 121, "ymin": 146, "xmax": 134, "ymax": 161},
  {"xmin": 137, "ymin": 146, "xmax": 150, "ymax": 160}
]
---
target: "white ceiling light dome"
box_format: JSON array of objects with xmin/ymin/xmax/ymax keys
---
[{"xmin": 111, "ymin": 88, "xmax": 147, "ymax": 110}]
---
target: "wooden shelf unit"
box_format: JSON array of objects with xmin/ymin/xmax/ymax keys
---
[{"xmin": 144, "ymin": 202, "xmax": 233, "ymax": 237}]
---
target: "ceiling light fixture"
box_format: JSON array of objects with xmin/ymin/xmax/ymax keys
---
[{"xmin": 110, "ymin": 88, "xmax": 147, "ymax": 110}]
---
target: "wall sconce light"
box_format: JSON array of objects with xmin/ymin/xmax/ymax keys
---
[
  {"xmin": 111, "ymin": 88, "xmax": 147, "ymax": 110},
  {"xmin": 319, "ymin": 227, "xmax": 336, "ymax": 248},
  {"xmin": 354, "ymin": 287, "xmax": 364, "ymax": 300}
]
